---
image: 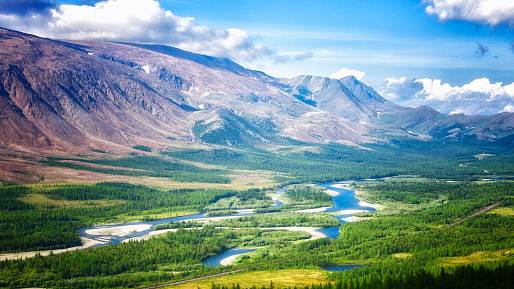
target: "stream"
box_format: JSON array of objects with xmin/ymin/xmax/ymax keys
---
[
  {"xmin": 316, "ymin": 181, "xmax": 377, "ymax": 238},
  {"xmin": 201, "ymin": 181, "xmax": 377, "ymax": 267},
  {"xmin": 0, "ymin": 180, "xmax": 377, "ymax": 264}
]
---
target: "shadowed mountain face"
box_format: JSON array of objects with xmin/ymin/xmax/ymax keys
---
[{"xmin": 0, "ymin": 27, "xmax": 512, "ymax": 152}]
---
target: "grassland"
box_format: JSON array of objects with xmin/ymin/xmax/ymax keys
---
[
  {"xmin": 440, "ymin": 249, "xmax": 514, "ymax": 266},
  {"xmin": 489, "ymin": 207, "xmax": 514, "ymax": 217},
  {"xmin": 168, "ymin": 269, "xmax": 329, "ymax": 289}
]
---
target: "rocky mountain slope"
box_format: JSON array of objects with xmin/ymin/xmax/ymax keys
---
[
  {"xmin": 0, "ymin": 27, "xmax": 512, "ymax": 153},
  {"xmin": 0, "ymin": 28, "xmax": 192, "ymax": 151}
]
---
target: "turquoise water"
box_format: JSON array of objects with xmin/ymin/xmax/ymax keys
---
[
  {"xmin": 202, "ymin": 181, "xmax": 376, "ymax": 265},
  {"xmin": 80, "ymin": 181, "xmax": 375, "ymax": 254},
  {"xmin": 317, "ymin": 226, "xmax": 340, "ymax": 239},
  {"xmin": 316, "ymin": 182, "xmax": 376, "ymax": 238},
  {"xmin": 323, "ymin": 265, "xmax": 363, "ymax": 272},
  {"xmin": 320, "ymin": 182, "xmax": 375, "ymax": 213},
  {"xmin": 203, "ymin": 248, "xmax": 256, "ymax": 267}
]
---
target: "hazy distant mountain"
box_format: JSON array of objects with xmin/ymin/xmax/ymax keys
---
[
  {"xmin": 0, "ymin": 27, "xmax": 512, "ymax": 152},
  {"xmin": 283, "ymin": 75, "xmax": 403, "ymax": 122},
  {"xmin": 379, "ymin": 105, "xmax": 514, "ymax": 143}
]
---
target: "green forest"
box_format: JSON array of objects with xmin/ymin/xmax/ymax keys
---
[
  {"xmin": 0, "ymin": 182, "xmax": 269, "ymax": 252},
  {"xmin": 0, "ymin": 142, "xmax": 513, "ymax": 289},
  {"xmin": 167, "ymin": 142, "xmax": 514, "ymax": 182}
]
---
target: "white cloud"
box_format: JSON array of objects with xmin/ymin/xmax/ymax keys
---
[
  {"xmin": 330, "ymin": 67, "xmax": 366, "ymax": 80},
  {"xmin": 424, "ymin": 0, "xmax": 514, "ymax": 26},
  {"xmin": 503, "ymin": 104, "xmax": 514, "ymax": 113},
  {"xmin": 379, "ymin": 76, "xmax": 514, "ymax": 115},
  {"xmin": 0, "ymin": 0, "xmax": 310, "ymax": 63},
  {"xmin": 381, "ymin": 76, "xmax": 423, "ymax": 101}
]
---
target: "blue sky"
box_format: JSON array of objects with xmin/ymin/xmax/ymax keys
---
[
  {"xmin": 164, "ymin": 0, "xmax": 514, "ymax": 86},
  {"xmin": 1, "ymin": 0, "xmax": 514, "ymax": 114},
  {"xmin": 50, "ymin": 0, "xmax": 514, "ymax": 86}
]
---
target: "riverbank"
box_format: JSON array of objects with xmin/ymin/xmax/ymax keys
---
[
  {"xmin": 1, "ymin": 180, "xmax": 382, "ymax": 262},
  {"xmin": 0, "ymin": 236, "xmax": 101, "ymax": 261},
  {"xmin": 354, "ymin": 190, "xmax": 384, "ymax": 210},
  {"xmin": 331, "ymin": 182, "xmax": 383, "ymax": 211}
]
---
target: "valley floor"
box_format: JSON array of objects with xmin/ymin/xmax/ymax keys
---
[{"xmin": 0, "ymin": 143, "xmax": 513, "ymax": 289}]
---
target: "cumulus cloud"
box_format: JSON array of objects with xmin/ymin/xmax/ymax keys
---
[
  {"xmin": 381, "ymin": 77, "xmax": 424, "ymax": 102},
  {"xmin": 424, "ymin": 0, "xmax": 514, "ymax": 27},
  {"xmin": 330, "ymin": 67, "xmax": 366, "ymax": 80},
  {"xmin": 379, "ymin": 76, "xmax": 514, "ymax": 115},
  {"xmin": 0, "ymin": 0, "xmax": 309, "ymax": 63},
  {"xmin": 503, "ymin": 104, "xmax": 514, "ymax": 112}
]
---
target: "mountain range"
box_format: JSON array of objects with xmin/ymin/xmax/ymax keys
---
[{"xmin": 1, "ymin": 27, "xmax": 513, "ymax": 153}]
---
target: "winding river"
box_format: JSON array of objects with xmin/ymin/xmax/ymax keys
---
[
  {"xmin": 205, "ymin": 181, "xmax": 378, "ymax": 266},
  {"xmin": 316, "ymin": 181, "xmax": 377, "ymax": 238},
  {"xmin": 0, "ymin": 181, "xmax": 378, "ymax": 263}
]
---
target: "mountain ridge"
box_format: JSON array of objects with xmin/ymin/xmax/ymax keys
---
[{"xmin": 0, "ymin": 27, "xmax": 512, "ymax": 153}]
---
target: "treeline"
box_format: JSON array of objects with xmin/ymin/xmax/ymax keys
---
[
  {"xmin": 207, "ymin": 188, "xmax": 274, "ymax": 211},
  {"xmin": 1, "ymin": 209, "xmax": 83, "ymax": 252},
  {"xmin": 336, "ymin": 265, "xmax": 514, "ymax": 289},
  {"xmin": 286, "ymin": 186, "xmax": 332, "ymax": 204},
  {"xmin": 166, "ymin": 147, "xmax": 403, "ymax": 182},
  {"xmin": 47, "ymin": 182, "xmax": 233, "ymax": 210},
  {"xmin": 0, "ymin": 228, "xmax": 232, "ymax": 288},
  {"xmin": 155, "ymin": 221, "xmax": 204, "ymax": 230},
  {"xmin": 0, "ymin": 185, "xmax": 33, "ymax": 211},
  {"xmin": 157, "ymin": 212, "xmax": 339, "ymax": 230},
  {"xmin": 212, "ymin": 213, "xmax": 339, "ymax": 228},
  {"xmin": 0, "ymin": 182, "xmax": 269, "ymax": 252},
  {"xmin": 238, "ymin": 229, "xmax": 310, "ymax": 247},
  {"xmin": 166, "ymin": 142, "xmax": 514, "ymax": 183},
  {"xmin": 44, "ymin": 155, "xmax": 231, "ymax": 183},
  {"xmin": 358, "ymin": 181, "xmax": 513, "ymax": 222},
  {"xmin": 357, "ymin": 180, "xmax": 514, "ymax": 205}
]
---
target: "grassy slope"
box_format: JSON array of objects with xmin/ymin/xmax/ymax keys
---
[{"xmin": 169, "ymin": 269, "xmax": 329, "ymax": 289}]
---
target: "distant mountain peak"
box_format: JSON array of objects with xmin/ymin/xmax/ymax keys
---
[
  {"xmin": 338, "ymin": 75, "xmax": 359, "ymax": 82},
  {"xmin": 283, "ymin": 74, "xmax": 394, "ymax": 122}
]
